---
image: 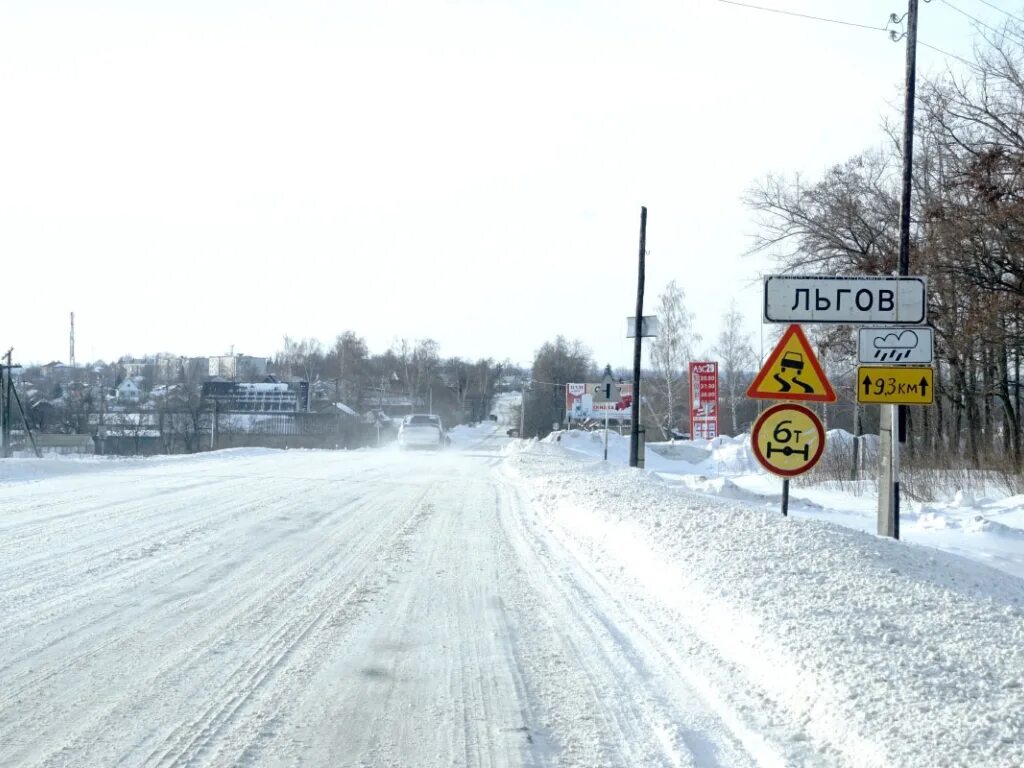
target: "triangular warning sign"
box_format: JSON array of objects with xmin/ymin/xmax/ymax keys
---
[{"xmin": 747, "ymin": 324, "xmax": 836, "ymax": 402}]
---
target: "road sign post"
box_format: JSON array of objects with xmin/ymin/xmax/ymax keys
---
[
  {"xmin": 747, "ymin": 326, "xmax": 832, "ymax": 517},
  {"xmin": 759, "ymin": 273, "xmax": 931, "ymax": 541}
]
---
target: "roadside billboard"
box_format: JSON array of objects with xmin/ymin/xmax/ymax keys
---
[{"xmin": 565, "ymin": 382, "xmax": 633, "ymax": 420}]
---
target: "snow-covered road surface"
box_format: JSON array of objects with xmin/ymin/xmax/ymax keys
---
[
  {"xmin": 0, "ymin": 434, "xmax": 766, "ymax": 767},
  {"xmin": 1, "ymin": 428, "xmax": 1022, "ymax": 766}
]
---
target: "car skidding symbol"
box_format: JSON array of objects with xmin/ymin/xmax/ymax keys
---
[{"xmin": 773, "ymin": 352, "xmax": 815, "ymax": 393}]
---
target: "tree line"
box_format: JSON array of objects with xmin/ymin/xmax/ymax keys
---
[
  {"xmin": 12, "ymin": 334, "xmax": 516, "ymax": 452},
  {"xmin": 274, "ymin": 333, "xmax": 514, "ymax": 427},
  {"xmin": 520, "ymin": 288, "xmax": 758, "ymax": 440}
]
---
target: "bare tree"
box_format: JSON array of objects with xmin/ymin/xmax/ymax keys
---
[
  {"xmin": 328, "ymin": 331, "xmax": 369, "ymax": 407},
  {"xmin": 647, "ymin": 281, "xmax": 699, "ymax": 439},
  {"xmin": 524, "ymin": 337, "xmax": 593, "ymax": 438},
  {"xmin": 744, "ymin": 150, "xmax": 900, "ymax": 275},
  {"xmin": 713, "ymin": 302, "xmax": 756, "ymax": 435},
  {"xmin": 278, "ymin": 336, "xmax": 324, "ymax": 384}
]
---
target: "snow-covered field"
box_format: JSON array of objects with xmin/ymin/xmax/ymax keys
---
[{"xmin": 1, "ymin": 419, "xmax": 1022, "ymax": 766}]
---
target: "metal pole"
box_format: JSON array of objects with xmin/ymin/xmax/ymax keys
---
[
  {"xmin": 604, "ymin": 408, "xmax": 609, "ymax": 461},
  {"xmin": 782, "ymin": 478, "xmax": 789, "ymax": 517},
  {"xmin": 630, "ymin": 206, "xmax": 647, "ymax": 468}
]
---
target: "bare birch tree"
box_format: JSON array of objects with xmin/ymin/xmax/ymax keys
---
[
  {"xmin": 648, "ymin": 281, "xmax": 699, "ymax": 439},
  {"xmin": 713, "ymin": 302, "xmax": 756, "ymax": 435}
]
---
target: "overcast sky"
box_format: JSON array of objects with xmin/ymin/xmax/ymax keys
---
[{"xmin": 0, "ymin": 0, "xmax": 1010, "ymax": 368}]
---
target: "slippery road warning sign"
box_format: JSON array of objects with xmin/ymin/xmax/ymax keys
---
[
  {"xmin": 747, "ymin": 324, "xmax": 836, "ymax": 403},
  {"xmin": 751, "ymin": 403, "xmax": 826, "ymax": 477}
]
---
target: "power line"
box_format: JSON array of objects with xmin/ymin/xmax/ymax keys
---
[
  {"xmin": 971, "ymin": 0, "xmax": 1024, "ymax": 25},
  {"xmin": 717, "ymin": 0, "xmax": 977, "ymax": 69},
  {"xmin": 919, "ymin": 39, "xmax": 978, "ymax": 66},
  {"xmin": 939, "ymin": 0, "xmax": 1005, "ymax": 36},
  {"xmin": 716, "ymin": 0, "xmax": 889, "ymax": 32}
]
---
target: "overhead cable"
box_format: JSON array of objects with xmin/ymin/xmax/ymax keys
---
[
  {"xmin": 971, "ymin": 0, "xmax": 1024, "ymax": 25},
  {"xmin": 716, "ymin": 0, "xmax": 889, "ymax": 32},
  {"xmin": 940, "ymin": 0, "xmax": 1006, "ymax": 36},
  {"xmin": 718, "ymin": 0, "xmax": 977, "ymax": 69}
]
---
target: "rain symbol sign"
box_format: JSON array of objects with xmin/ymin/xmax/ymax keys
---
[{"xmin": 857, "ymin": 327, "xmax": 933, "ymax": 365}]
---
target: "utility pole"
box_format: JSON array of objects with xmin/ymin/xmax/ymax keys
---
[
  {"xmin": 629, "ymin": 207, "xmax": 647, "ymax": 468},
  {"xmin": 0, "ymin": 356, "xmax": 5, "ymax": 459},
  {"xmin": 3, "ymin": 349, "xmax": 13, "ymax": 458},
  {"xmin": 519, "ymin": 386, "xmax": 526, "ymax": 436},
  {"xmin": 880, "ymin": 0, "xmax": 919, "ymax": 540}
]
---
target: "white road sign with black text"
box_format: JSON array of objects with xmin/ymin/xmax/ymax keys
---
[
  {"xmin": 764, "ymin": 276, "xmax": 927, "ymax": 324},
  {"xmin": 858, "ymin": 327, "xmax": 934, "ymax": 365}
]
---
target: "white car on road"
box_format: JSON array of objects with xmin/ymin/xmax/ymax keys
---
[{"xmin": 397, "ymin": 414, "xmax": 445, "ymax": 450}]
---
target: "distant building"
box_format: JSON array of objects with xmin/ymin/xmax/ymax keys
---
[
  {"xmin": 208, "ymin": 355, "xmax": 268, "ymax": 380},
  {"xmin": 120, "ymin": 359, "xmax": 148, "ymax": 378},
  {"xmin": 117, "ymin": 377, "xmax": 144, "ymax": 403},
  {"xmin": 202, "ymin": 380, "xmax": 308, "ymax": 413},
  {"xmin": 361, "ymin": 388, "xmax": 425, "ymax": 418},
  {"xmin": 153, "ymin": 354, "xmax": 182, "ymax": 383}
]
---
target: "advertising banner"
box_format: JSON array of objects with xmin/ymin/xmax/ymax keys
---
[{"xmin": 565, "ymin": 382, "xmax": 633, "ymax": 420}]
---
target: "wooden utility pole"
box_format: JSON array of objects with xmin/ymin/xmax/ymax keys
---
[
  {"xmin": 2, "ymin": 349, "xmax": 12, "ymax": 458},
  {"xmin": 880, "ymin": 0, "xmax": 919, "ymax": 540},
  {"xmin": 629, "ymin": 207, "xmax": 647, "ymax": 468},
  {"xmin": 0, "ymin": 356, "xmax": 4, "ymax": 459}
]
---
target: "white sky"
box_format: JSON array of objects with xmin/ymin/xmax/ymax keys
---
[{"xmin": 0, "ymin": 0, "xmax": 1009, "ymax": 368}]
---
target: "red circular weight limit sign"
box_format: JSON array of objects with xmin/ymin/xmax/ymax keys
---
[{"xmin": 751, "ymin": 403, "xmax": 826, "ymax": 477}]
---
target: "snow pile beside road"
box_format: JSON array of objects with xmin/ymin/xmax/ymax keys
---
[
  {"xmin": 544, "ymin": 429, "xmax": 758, "ymax": 475},
  {"xmin": 506, "ymin": 445, "xmax": 1024, "ymax": 767},
  {"xmin": 542, "ymin": 428, "xmax": 1024, "ymax": 578}
]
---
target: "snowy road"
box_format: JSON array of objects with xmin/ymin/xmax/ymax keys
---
[{"xmin": 1, "ymin": 431, "xmax": 781, "ymax": 768}]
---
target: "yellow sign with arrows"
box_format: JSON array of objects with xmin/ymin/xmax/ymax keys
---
[{"xmin": 857, "ymin": 366, "xmax": 934, "ymax": 405}]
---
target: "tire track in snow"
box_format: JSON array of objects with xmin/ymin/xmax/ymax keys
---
[
  {"xmin": 493, "ymin": 476, "xmax": 782, "ymax": 768},
  {"xmin": 139, "ymin": 486, "xmax": 439, "ymax": 768},
  {"xmin": 0, "ymin": 458, "xmax": 431, "ymax": 767}
]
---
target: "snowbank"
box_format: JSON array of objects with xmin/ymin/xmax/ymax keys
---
[
  {"xmin": 538, "ymin": 427, "xmax": 1024, "ymax": 579},
  {"xmin": 506, "ymin": 444, "xmax": 1024, "ymax": 767}
]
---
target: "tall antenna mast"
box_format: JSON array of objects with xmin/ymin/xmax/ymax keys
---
[{"xmin": 70, "ymin": 311, "xmax": 76, "ymax": 370}]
